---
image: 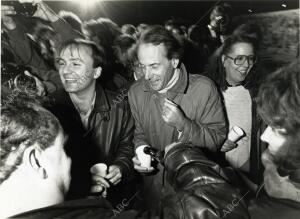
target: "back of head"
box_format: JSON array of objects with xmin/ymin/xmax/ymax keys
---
[
  {"xmin": 113, "ymin": 34, "xmax": 136, "ymax": 66},
  {"xmin": 0, "ymin": 93, "xmax": 60, "ymax": 185},
  {"xmin": 121, "ymin": 24, "xmax": 138, "ymax": 38},
  {"xmin": 138, "ymin": 25, "xmax": 183, "ymax": 60}
]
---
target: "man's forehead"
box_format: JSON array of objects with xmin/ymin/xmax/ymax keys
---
[
  {"xmin": 60, "ymin": 44, "xmax": 92, "ymax": 58},
  {"xmin": 138, "ymin": 43, "xmax": 167, "ymax": 58}
]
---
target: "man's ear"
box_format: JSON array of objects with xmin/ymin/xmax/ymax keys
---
[
  {"xmin": 221, "ymin": 55, "xmax": 226, "ymax": 66},
  {"xmin": 24, "ymin": 146, "xmax": 48, "ymax": 179},
  {"xmin": 93, "ymin": 67, "xmax": 102, "ymax": 79},
  {"xmin": 171, "ymin": 58, "xmax": 180, "ymax": 68}
]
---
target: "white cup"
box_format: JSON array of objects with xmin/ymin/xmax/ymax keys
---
[
  {"xmin": 90, "ymin": 163, "xmax": 108, "ymax": 177},
  {"xmin": 135, "ymin": 145, "xmax": 151, "ymax": 168},
  {"xmin": 228, "ymin": 126, "xmax": 245, "ymax": 143}
]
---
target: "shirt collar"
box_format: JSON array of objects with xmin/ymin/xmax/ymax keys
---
[{"xmin": 142, "ymin": 63, "xmax": 189, "ymax": 94}]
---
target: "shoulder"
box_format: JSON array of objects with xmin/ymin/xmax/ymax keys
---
[
  {"xmin": 128, "ymin": 79, "xmax": 144, "ymax": 95},
  {"xmin": 188, "ymin": 74, "xmax": 218, "ymax": 92}
]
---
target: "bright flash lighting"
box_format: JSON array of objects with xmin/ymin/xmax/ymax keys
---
[{"xmin": 73, "ymin": 0, "xmax": 99, "ymax": 9}]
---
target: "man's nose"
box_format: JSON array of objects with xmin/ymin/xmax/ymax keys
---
[
  {"xmin": 260, "ymin": 126, "xmax": 271, "ymax": 143},
  {"xmin": 144, "ymin": 67, "xmax": 153, "ymax": 80}
]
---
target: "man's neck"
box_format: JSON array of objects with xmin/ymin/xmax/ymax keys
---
[
  {"xmin": 0, "ymin": 172, "xmax": 64, "ymax": 218},
  {"xmin": 159, "ymin": 68, "xmax": 180, "ymax": 94},
  {"xmin": 69, "ymin": 83, "xmax": 96, "ymax": 114}
]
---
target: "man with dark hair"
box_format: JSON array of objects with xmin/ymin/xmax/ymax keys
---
[
  {"xmin": 248, "ymin": 60, "xmax": 300, "ymax": 218},
  {"xmin": 128, "ymin": 25, "xmax": 226, "ymax": 210},
  {"xmin": 50, "ymin": 39, "xmax": 136, "ymax": 205}
]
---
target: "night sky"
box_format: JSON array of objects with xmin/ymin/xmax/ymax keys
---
[{"xmin": 45, "ymin": 0, "xmax": 299, "ymax": 26}]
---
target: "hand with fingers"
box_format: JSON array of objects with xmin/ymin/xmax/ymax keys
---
[
  {"xmin": 162, "ymin": 98, "xmax": 188, "ymax": 131},
  {"xmin": 132, "ymin": 156, "xmax": 154, "ymax": 174},
  {"xmin": 90, "ymin": 163, "xmax": 109, "ymax": 198},
  {"xmin": 106, "ymin": 165, "xmax": 122, "ymax": 185}
]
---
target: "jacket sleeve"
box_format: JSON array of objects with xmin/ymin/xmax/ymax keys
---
[
  {"xmin": 162, "ymin": 145, "xmax": 250, "ymax": 219},
  {"xmin": 128, "ymin": 88, "xmax": 150, "ymax": 150},
  {"xmin": 178, "ymin": 79, "xmax": 227, "ymax": 151},
  {"xmin": 112, "ymin": 98, "xmax": 136, "ymax": 181}
]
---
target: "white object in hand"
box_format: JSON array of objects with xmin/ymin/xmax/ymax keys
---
[
  {"xmin": 228, "ymin": 126, "xmax": 244, "ymax": 143},
  {"xmin": 90, "ymin": 163, "xmax": 107, "ymax": 177},
  {"xmin": 135, "ymin": 145, "xmax": 151, "ymax": 168}
]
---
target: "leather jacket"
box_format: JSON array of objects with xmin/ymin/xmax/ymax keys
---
[
  {"xmin": 48, "ymin": 83, "xmax": 135, "ymax": 199},
  {"xmin": 161, "ymin": 143, "xmax": 250, "ymax": 219}
]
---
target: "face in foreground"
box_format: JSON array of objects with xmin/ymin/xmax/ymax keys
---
[
  {"xmin": 260, "ymin": 126, "xmax": 287, "ymax": 156},
  {"xmin": 57, "ymin": 45, "xmax": 98, "ymax": 94},
  {"xmin": 138, "ymin": 43, "xmax": 177, "ymax": 91},
  {"xmin": 43, "ymin": 129, "xmax": 71, "ymax": 195},
  {"xmin": 223, "ymin": 42, "xmax": 255, "ymax": 86}
]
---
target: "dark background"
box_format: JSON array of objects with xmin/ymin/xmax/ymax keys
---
[{"xmin": 44, "ymin": 0, "xmax": 299, "ymax": 25}]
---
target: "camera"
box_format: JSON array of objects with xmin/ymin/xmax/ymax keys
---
[
  {"xmin": 2, "ymin": 64, "xmax": 36, "ymax": 93},
  {"xmin": 4, "ymin": 1, "xmax": 37, "ymax": 17}
]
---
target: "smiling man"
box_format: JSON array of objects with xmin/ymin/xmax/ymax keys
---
[
  {"xmin": 128, "ymin": 25, "xmax": 226, "ymax": 211},
  {"xmin": 49, "ymin": 39, "xmax": 136, "ymax": 205}
]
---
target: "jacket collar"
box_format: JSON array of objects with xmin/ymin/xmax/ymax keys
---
[
  {"xmin": 142, "ymin": 63, "xmax": 189, "ymax": 95},
  {"xmin": 93, "ymin": 83, "xmax": 111, "ymax": 113}
]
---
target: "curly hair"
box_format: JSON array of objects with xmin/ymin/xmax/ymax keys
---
[
  {"xmin": 257, "ymin": 60, "xmax": 300, "ymax": 180},
  {"xmin": 0, "ymin": 93, "xmax": 60, "ymax": 185}
]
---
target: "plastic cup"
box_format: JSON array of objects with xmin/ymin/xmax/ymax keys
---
[
  {"xmin": 90, "ymin": 163, "xmax": 107, "ymax": 177},
  {"xmin": 135, "ymin": 145, "xmax": 151, "ymax": 168},
  {"xmin": 228, "ymin": 126, "xmax": 244, "ymax": 142}
]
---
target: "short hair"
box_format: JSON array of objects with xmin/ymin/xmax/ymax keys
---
[
  {"xmin": 57, "ymin": 38, "xmax": 106, "ymax": 68},
  {"xmin": 214, "ymin": 34, "xmax": 260, "ymax": 91},
  {"xmin": 137, "ymin": 25, "xmax": 183, "ymax": 60},
  {"xmin": 0, "ymin": 93, "xmax": 61, "ymax": 185},
  {"xmin": 257, "ymin": 60, "xmax": 300, "ymax": 180}
]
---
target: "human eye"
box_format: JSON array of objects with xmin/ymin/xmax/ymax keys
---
[
  {"xmin": 72, "ymin": 62, "xmax": 82, "ymax": 67},
  {"xmin": 151, "ymin": 64, "xmax": 159, "ymax": 70},
  {"xmin": 56, "ymin": 59, "xmax": 65, "ymax": 66},
  {"xmin": 249, "ymin": 55, "xmax": 257, "ymax": 64},
  {"xmin": 271, "ymin": 126, "xmax": 287, "ymax": 136},
  {"xmin": 235, "ymin": 55, "xmax": 245, "ymax": 62}
]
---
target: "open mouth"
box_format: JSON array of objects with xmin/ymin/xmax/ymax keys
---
[{"xmin": 65, "ymin": 78, "xmax": 77, "ymax": 83}]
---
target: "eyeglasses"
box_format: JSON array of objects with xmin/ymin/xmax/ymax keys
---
[{"xmin": 225, "ymin": 55, "xmax": 257, "ymax": 66}]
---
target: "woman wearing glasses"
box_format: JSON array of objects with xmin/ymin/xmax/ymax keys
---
[{"xmin": 209, "ymin": 34, "xmax": 266, "ymax": 188}]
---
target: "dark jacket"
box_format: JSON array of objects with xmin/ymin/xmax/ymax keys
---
[
  {"xmin": 161, "ymin": 143, "xmax": 250, "ymax": 219},
  {"xmin": 10, "ymin": 198, "xmax": 147, "ymax": 219},
  {"xmin": 48, "ymin": 83, "xmax": 135, "ymax": 201}
]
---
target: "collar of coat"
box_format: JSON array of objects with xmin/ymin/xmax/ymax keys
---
[{"xmin": 141, "ymin": 63, "xmax": 189, "ymax": 95}]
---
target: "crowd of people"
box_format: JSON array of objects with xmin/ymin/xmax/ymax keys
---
[{"xmin": 1, "ymin": 1, "xmax": 299, "ymax": 218}]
